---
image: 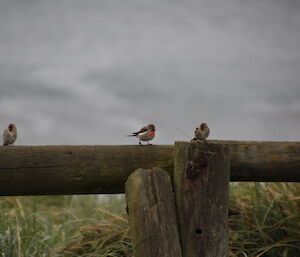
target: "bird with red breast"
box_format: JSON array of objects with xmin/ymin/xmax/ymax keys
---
[{"xmin": 127, "ymin": 124, "xmax": 156, "ymax": 145}]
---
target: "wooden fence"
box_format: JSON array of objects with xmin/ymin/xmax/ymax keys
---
[{"xmin": 1, "ymin": 140, "xmax": 300, "ymax": 257}]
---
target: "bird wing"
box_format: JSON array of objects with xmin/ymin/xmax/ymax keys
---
[
  {"xmin": 139, "ymin": 126, "xmax": 148, "ymax": 133},
  {"xmin": 127, "ymin": 126, "xmax": 148, "ymax": 137},
  {"xmin": 133, "ymin": 126, "xmax": 147, "ymax": 136}
]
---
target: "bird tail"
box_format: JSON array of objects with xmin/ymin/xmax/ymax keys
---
[{"xmin": 126, "ymin": 132, "xmax": 139, "ymax": 137}]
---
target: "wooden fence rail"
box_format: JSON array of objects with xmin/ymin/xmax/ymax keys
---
[{"xmin": 0, "ymin": 140, "xmax": 300, "ymax": 196}]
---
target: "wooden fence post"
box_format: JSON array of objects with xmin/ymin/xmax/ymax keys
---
[
  {"xmin": 173, "ymin": 141, "xmax": 230, "ymax": 257},
  {"xmin": 125, "ymin": 167, "xmax": 182, "ymax": 257}
]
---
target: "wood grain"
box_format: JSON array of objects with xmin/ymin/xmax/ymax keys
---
[
  {"xmin": 0, "ymin": 141, "xmax": 299, "ymax": 195},
  {"xmin": 125, "ymin": 168, "xmax": 182, "ymax": 257},
  {"xmin": 173, "ymin": 141, "xmax": 230, "ymax": 257},
  {"xmin": 0, "ymin": 145, "xmax": 173, "ymax": 195}
]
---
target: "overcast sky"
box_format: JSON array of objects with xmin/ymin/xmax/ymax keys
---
[{"xmin": 0, "ymin": 0, "xmax": 300, "ymax": 145}]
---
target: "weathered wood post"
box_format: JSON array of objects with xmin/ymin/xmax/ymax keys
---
[
  {"xmin": 125, "ymin": 167, "xmax": 183, "ymax": 257},
  {"xmin": 173, "ymin": 141, "xmax": 230, "ymax": 257}
]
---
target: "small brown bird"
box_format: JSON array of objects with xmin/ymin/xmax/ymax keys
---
[
  {"xmin": 191, "ymin": 123, "xmax": 210, "ymax": 141},
  {"xmin": 3, "ymin": 123, "xmax": 17, "ymax": 146},
  {"xmin": 127, "ymin": 124, "xmax": 156, "ymax": 145}
]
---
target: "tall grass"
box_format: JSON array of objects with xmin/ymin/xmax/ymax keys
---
[
  {"xmin": 0, "ymin": 183, "xmax": 299, "ymax": 257},
  {"xmin": 0, "ymin": 195, "xmax": 128, "ymax": 257},
  {"xmin": 230, "ymin": 182, "xmax": 300, "ymax": 257}
]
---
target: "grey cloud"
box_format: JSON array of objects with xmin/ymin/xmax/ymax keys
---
[{"xmin": 0, "ymin": 0, "xmax": 300, "ymax": 145}]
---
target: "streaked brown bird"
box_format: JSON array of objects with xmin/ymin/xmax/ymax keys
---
[
  {"xmin": 191, "ymin": 123, "xmax": 210, "ymax": 141},
  {"xmin": 3, "ymin": 123, "xmax": 17, "ymax": 146}
]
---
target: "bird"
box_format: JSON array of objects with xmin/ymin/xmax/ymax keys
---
[
  {"xmin": 3, "ymin": 123, "xmax": 17, "ymax": 146},
  {"xmin": 191, "ymin": 123, "xmax": 210, "ymax": 141},
  {"xmin": 127, "ymin": 124, "xmax": 156, "ymax": 145}
]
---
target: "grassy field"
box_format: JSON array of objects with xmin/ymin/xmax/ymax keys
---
[{"xmin": 0, "ymin": 183, "xmax": 299, "ymax": 257}]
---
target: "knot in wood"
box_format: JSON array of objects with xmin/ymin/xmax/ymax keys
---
[{"xmin": 186, "ymin": 155, "xmax": 208, "ymax": 179}]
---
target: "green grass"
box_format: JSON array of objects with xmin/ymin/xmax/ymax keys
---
[
  {"xmin": 0, "ymin": 183, "xmax": 299, "ymax": 257},
  {"xmin": 0, "ymin": 195, "xmax": 129, "ymax": 257},
  {"xmin": 229, "ymin": 183, "xmax": 300, "ymax": 257}
]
